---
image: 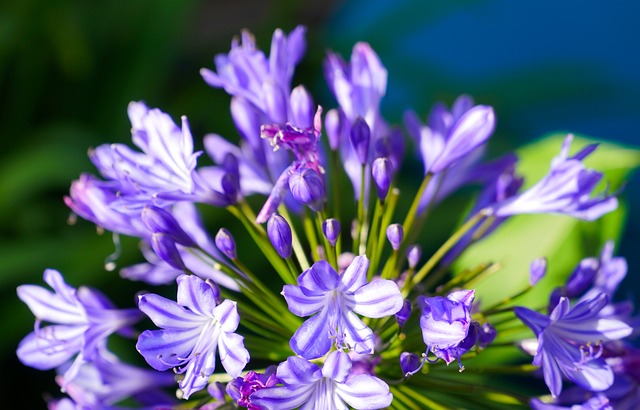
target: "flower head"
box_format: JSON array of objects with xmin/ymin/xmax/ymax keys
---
[
  {"xmin": 417, "ymin": 289, "xmax": 476, "ymax": 365},
  {"xmin": 201, "ymin": 26, "xmax": 307, "ymax": 123},
  {"xmin": 515, "ymin": 293, "xmax": 632, "ymax": 397},
  {"xmin": 250, "ymin": 351, "xmax": 392, "ymax": 410},
  {"xmin": 282, "ymin": 255, "xmax": 403, "ymax": 359},
  {"xmin": 404, "ymin": 94, "xmax": 496, "ymax": 175},
  {"xmin": 227, "ymin": 366, "xmax": 280, "ymax": 409},
  {"xmin": 488, "ymin": 134, "xmax": 618, "ymax": 220},
  {"xmin": 89, "ymin": 102, "xmax": 230, "ymax": 210},
  {"xmin": 17, "ymin": 269, "xmax": 142, "ymax": 388},
  {"xmin": 136, "ymin": 274, "xmax": 249, "ymax": 399},
  {"xmin": 55, "ymin": 354, "xmax": 177, "ymax": 409}
]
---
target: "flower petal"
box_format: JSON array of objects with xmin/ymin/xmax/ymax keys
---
[
  {"xmin": 136, "ymin": 328, "xmax": 201, "ymax": 371},
  {"xmin": 16, "ymin": 325, "xmax": 86, "ymax": 370},
  {"xmin": 282, "ymin": 284, "xmax": 327, "ymax": 317},
  {"xmin": 298, "ymin": 260, "xmax": 340, "ymax": 293},
  {"xmin": 218, "ymin": 332, "xmax": 249, "ymax": 378},
  {"xmin": 340, "ymin": 255, "xmax": 368, "ymax": 293},
  {"xmin": 137, "ymin": 293, "xmax": 203, "ymax": 329},
  {"xmin": 176, "ymin": 274, "xmax": 218, "ymax": 317},
  {"xmin": 213, "ymin": 300, "xmax": 241, "ymax": 333},
  {"xmin": 561, "ymin": 357, "xmax": 614, "ymax": 393},
  {"xmin": 352, "ymin": 278, "xmax": 403, "ymax": 318},
  {"xmin": 322, "ymin": 351, "xmax": 351, "ymax": 383},
  {"xmin": 290, "ymin": 309, "xmax": 332, "ymax": 359},
  {"xmin": 341, "ymin": 311, "xmax": 375, "ymax": 354},
  {"xmin": 277, "ymin": 356, "xmax": 322, "ymax": 386},
  {"xmin": 251, "ymin": 385, "xmax": 314, "ymax": 410},
  {"xmin": 336, "ymin": 374, "xmax": 392, "ymax": 409}
]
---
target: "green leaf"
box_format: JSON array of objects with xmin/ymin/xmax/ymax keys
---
[{"xmin": 453, "ymin": 132, "xmax": 640, "ymax": 309}]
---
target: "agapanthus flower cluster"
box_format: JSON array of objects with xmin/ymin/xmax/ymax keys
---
[{"xmin": 17, "ymin": 25, "xmax": 638, "ymax": 410}]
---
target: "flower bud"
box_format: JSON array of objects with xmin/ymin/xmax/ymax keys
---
[
  {"xmin": 400, "ymin": 352, "xmax": 423, "ymax": 378},
  {"xmin": 221, "ymin": 171, "xmax": 240, "ymax": 204},
  {"xmin": 350, "ymin": 117, "xmax": 370, "ymax": 165},
  {"xmin": 477, "ymin": 322, "xmax": 497, "ymax": 348},
  {"xmin": 141, "ymin": 206, "xmax": 194, "ymax": 247},
  {"xmin": 322, "ymin": 218, "xmax": 341, "ymax": 246},
  {"xmin": 372, "ymin": 157, "xmax": 393, "ymax": 200},
  {"xmin": 267, "ymin": 213, "xmax": 293, "ymax": 258},
  {"xmin": 386, "ymin": 223, "xmax": 404, "ymax": 251},
  {"xmin": 222, "ymin": 152, "xmax": 240, "ymax": 175},
  {"xmin": 290, "ymin": 85, "xmax": 315, "ymax": 129},
  {"xmin": 150, "ymin": 233, "xmax": 186, "ymax": 270},
  {"xmin": 215, "ymin": 228, "xmax": 237, "ymax": 260},
  {"xmin": 289, "ymin": 167, "xmax": 325, "ymax": 212},
  {"xmin": 395, "ymin": 299, "xmax": 412, "ymax": 328},
  {"xmin": 407, "ymin": 244, "xmax": 421, "ymax": 269}
]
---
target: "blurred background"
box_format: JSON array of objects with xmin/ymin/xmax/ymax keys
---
[{"xmin": 1, "ymin": 0, "xmax": 639, "ymax": 407}]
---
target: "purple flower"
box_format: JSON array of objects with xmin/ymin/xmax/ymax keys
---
[
  {"xmin": 64, "ymin": 174, "xmax": 147, "ymax": 237},
  {"xmin": 256, "ymin": 107, "xmax": 325, "ymax": 222},
  {"xmin": 120, "ymin": 202, "xmax": 241, "ymax": 291},
  {"xmin": 324, "ymin": 43, "xmax": 387, "ymax": 138},
  {"xmin": 89, "ymin": 101, "xmax": 229, "ymax": 210},
  {"xmin": 324, "ymin": 42, "xmax": 390, "ymax": 199},
  {"xmin": 141, "ymin": 205, "xmax": 195, "ymax": 247},
  {"xmin": 203, "ymin": 131, "xmax": 276, "ymax": 197},
  {"xmin": 136, "ymin": 274, "xmax": 250, "ymax": 399},
  {"xmin": 417, "ymin": 289, "xmax": 476, "ymax": 365},
  {"xmin": 530, "ymin": 394, "xmax": 612, "ymax": 410},
  {"xmin": 404, "ymin": 95, "xmax": 495, "ymax": 175},
  {"xmin": 400, "ymin": 352, "xmax": 424, "ymax": 378},
  {"xmin": 404, "ymin": 97, "xmax": 513, "ymax": 214},
  {"xmin": 55, "ymin": 354, "xmax": 177, "ymax": 408},
  {"xmin": 227, "ymin": 366, "xmax": 279, "ymax": 409},
  {"xmin": 350, "ymin": 117, "xmax": 371, "ymax": 165},
  {"xmin": 282, "ymin": 255, "xmax": 403, "ymax": 359},
  {"xmin": 395, "ymin": 299, "xmax": 412, "ymax": 328},
  {"xmin": 407, "ymin": 244, "xmax": 422, "ymax": 269},
  {"xmin": 200, "ymin": 27, "xmax": 316, "ymax": 219},
  {"xmin": 260, "ymin": 103, "xmax": 323, "ymax": 175},
  {"xmin": 487, "ymin": 134, "xmax": 618, "ymax": 221},
  {"xmin": 16, "ymin": 269, "xmax": 142, "ymax": 387},
  {"xmin": 200, "ymin": 26, "xmax": 307, "ymax": 123},
  {"xmin": 514, "ymin": 293, "xmax": 632, "ymax": 397},
  {"xmin": 250, "ymin": 351, "xmax": 392, "ymax": 410},
  {"xmin": 548, "ymin": 241, "xmax": 631, "ymax": 320}
]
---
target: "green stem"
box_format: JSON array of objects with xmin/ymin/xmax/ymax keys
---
[
  {"xmin": 411, "ymin": 211, "xmax": 486, "ymax": 287},
  {"xmin": 400, "ymin": 173, "xmax": 432, "ymax": 244},
  {"xmin": 302, "ymin": 210, "xmax": 320, "ymax": 261},
  {"xmin": 371, "ymin": 188, "xmax": 400, "ymax": 278},
  {"xmin": 353, "ymin": 164, "xmax": 368, "ymax": 254},
  {"xmin": 482, "ymin": 285, "xmax": 533, "ymax": 316},
  {"xmin": 365, "ymin": 198, "xmax": 383, "ymax": 263},
  {"xmin": 227, "ymin": 205, "xmax": 293, "ymax": 284},
  {"xmin": 279, "ymin": 206, "xmax": 310, "ymax": 270},
  {"xmin": 285, "ymin": 257, "xmax": 301, "ymax": 283}
]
